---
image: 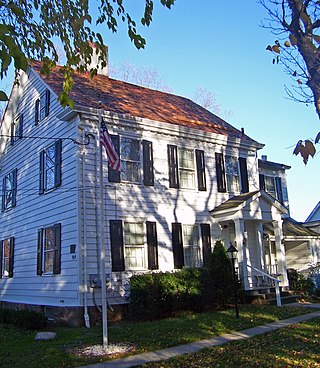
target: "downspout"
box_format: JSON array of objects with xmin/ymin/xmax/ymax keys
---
[{"xmin": 79, "ymin": 125, "xmax": 90, "ymax": 328}]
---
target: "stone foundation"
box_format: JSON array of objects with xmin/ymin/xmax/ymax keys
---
[{"xmin": 0, "ymin": 301, "xmax": 128, "ymax": 327}]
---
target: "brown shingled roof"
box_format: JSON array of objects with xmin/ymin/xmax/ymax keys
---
[{"xmin": 30, "ymin": 61, "xmax": 258, "ymax": 141}]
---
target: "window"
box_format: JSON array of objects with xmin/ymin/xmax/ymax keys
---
[
  {"xmin": 1, "ymin": 169, "xmax": 17, "ymax": 211},
  {"xmin": 108, "ymin": 137, "xmax": 154, "ymax": 186},
  {"xmin": 215, "ymin": 153, "xmax": 249, "ymax": 193},
  {"xmin": 172, "ymin": 222, "xmax": 211, "ymax": 269},
  {"xmin": 39, "ymin": 140, "xmax": 62, "ymax": 194},
  {"xmin": 35, "ymin": 89, "xmax": 50, "ymax": 125},
  {"xmin": 183, "ymin": 225, "xmax": 201, "ymax": 268},
  {"xmin": 0, "ymin": 237, "xmax": 14, "ymax": 278},
  {"xmin": 260, "ymin": 175, "xmax": 284, "ymax": 204},
  {"xmin": 10, "ymin": 115, "xmax": 23, "ymax": 144},
  {"xmin": 124, "ymin": 222, "xmax": 145, "ymax": 269},
  {"xmin": 37, "ymin": 224, "xmax": 61, "ymax": 275},
  {"xmin": 168, "ymin": 145, "xmax": 206, "ymax": 190},
  {"xmin": 109, "ymin": 220, "xmax": 158, "ymax": 271},
  {"xmin": 225, "ymin": 156, "xmax": 240, "ymax": 192}
]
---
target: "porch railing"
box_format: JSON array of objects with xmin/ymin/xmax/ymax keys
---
[{"xmin": 247, "ymin": 264, "xmax": 282, "ymax": 307}]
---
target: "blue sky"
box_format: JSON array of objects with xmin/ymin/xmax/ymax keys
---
[
  {"xmin": 3, "ymin": 0, "xmax": 318, "ymax": 221},
  {"xmin": 101, "ymin": 0, "xmax": 319, "ymax": 222}
]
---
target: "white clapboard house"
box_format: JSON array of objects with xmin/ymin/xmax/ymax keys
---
[{"xmin": 1, "ymin": 52, "xmax": 311, "ymax": 325}]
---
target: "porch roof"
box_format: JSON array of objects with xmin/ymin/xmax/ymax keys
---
[
  {"xmin": 264, "ymin": 217, "xmax": 320, "ymax": 237},
  {"xmin": 210, "ymin": 190, "xmax": 288, "ymax": 222}
]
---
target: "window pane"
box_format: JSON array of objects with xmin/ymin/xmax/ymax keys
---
[
  {"xmin": 43, "ymin": 227, "xmax": 55, "ymax": 274},
  {"xmin": 124, "ymin": 222, "xmax": 145, "ymax": 269},
  {"xmin": 265, "ymin": 176, "xmax": 276, "ymax": 197},
  {"xmin": 44, "ymin": 251, "xmax": 54, "ymax": 273},
  {"xmin": 2, "ymin": 239, "xmax": 10, "ymax": 277},
  {"xmin": 45, "ymin": 145, "xmax": 56, "ymax": 190},
  {"xmin": 40, "ymin": 93, "xmax": 47, "ymax": 121},
  {"xmin": 179, "ymin": 149, "xmax": 194, "ymax": 169},
  {"xmin": 44, "ymin": 228, "xmax": 54, "ymax": 251},
  {"xmin": 225, "ymin": 156, "xmax": 239, "ymax": 192},
  {"xmin": 120, "ymin": 138, "xmax": 140, "ymax": 183},
  {"xmin": 180, "ymin": 170, "xmax": 195, "ymax": 188},
  {"xmin": 4, "ymin": 172, "xmax": 14, "ymax": 209}
]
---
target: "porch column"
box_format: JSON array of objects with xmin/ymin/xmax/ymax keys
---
[
  {"xmin": 234, "ymin": 219, "xmax": 249, "ymax": 290},
  {"xmin": 272, "ymin": 219, "xmax": 289, "ymax": 287},
  {"xmin": 257, "ymin": 223, "xmax": 265, "ymax": 271}
]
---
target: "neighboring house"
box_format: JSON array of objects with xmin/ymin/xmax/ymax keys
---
[
  {"xmin": 1, "ymin": 51, "xmax": 312, "ymax": 325},
  {"xmin": 257, "ymin": 157, "xmax": 320, "ymax": 285},
  {"xmin": 305, "ymin": 202, "xmax": 320, "ymax": 234}
]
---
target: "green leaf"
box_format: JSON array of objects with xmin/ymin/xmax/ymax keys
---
[{"xmin": 0, "ymin": 91, "xmax": 9, "ymax": 101}]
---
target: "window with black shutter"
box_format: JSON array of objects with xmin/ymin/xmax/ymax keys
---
[
  {"xmin": 200, "ymin": 224, "xmax": 211, "ymax": 265},
  {"xmin": 146, "ymin": 221, "xmax": 158, "ymax": 270},
  {"xmin": 39, "ymin": 140, "xmax": 62, "ymax": 194},
  {"xmin": 35, "ymin": 89, "xmax": 50, "ymax": 125},
  {"xmin": 143, "ymin": 140, "xmax": 154, "ymax": 186},
  {"xmin": 1, "ymin": 169, "xmax": 17, "ymax": 211},
  {"xmin": 196, "ymin": 150, "xmax": 207, "ymax": 191},
  {"xmin": 110, "ymin": 220, "xmax": 125, "ymax": 272},
  {"xmin": 215, "ymin": 152, "xmax": 226, "ymax": 192},
  {"xmin": 172, "ymin": 222, "xmax": 184, "ymax": 269},
  {"xmin": 0, "ymin": 237, "xmax": 14, "ymax": 278},
  {"xmin": 37, "ymin": 224, "xmax": 61, "ymax": 275},
  {"xmin": 239, "ymin": 157, "xmax": 249, "ymax": 193}
]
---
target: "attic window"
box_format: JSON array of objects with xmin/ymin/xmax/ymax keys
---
[{"xmin": 35, "ymin": 89, "xmax": 50, "ymax": 125}]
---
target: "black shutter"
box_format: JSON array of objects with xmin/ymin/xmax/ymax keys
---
[
  {"xmin": 172, "ymin": 222, "xmax": 184, "ymax": 269},
  {"xmin": 18, "ymin": 114, "xmax": 23, "ymax": 139},
  {"xmin": 10, "ymin": 121, "xmax": 14, "ymax": 145},
  {"xmin": 195, "ymin": 149, "xmax": 206, "ymax": 191},
  {"xmin": 275, "ymin": 177, "xmax": 284, "ymax": 204},
  {"xmin": 110, "ymin": 220, "xmax": 125, "ymax": 271},
  {"xmin": 108, "ymin": 135, "xmax": 121, "ymax": 183},
  {"xmin": 35, "ymin": 99, "xmax": 39, "ymax": 125},
  {"xmin": 168, "ymin": 145, "xmax": 179, "ymax": 188},
  {"xmin": 8, "ymin": 236, "xmax": 14, "ymax": 278},
  {"xmin": 12, "ymin": 169, "xmax": 17, "ymax": 207},
  {"xmin": 0, "ymin": 240, "xmax": 3, "ymax": 278},
  {"xmin": 37, "ymin": 228, "xmax": 43, "ymax": 275},
  {"xmin": 1, "ymin": 177, "xmax": 6, "ymax": 211},
  {"xmin": 201, "ymin": 224, "xmax": 211, "ymax": 266},
  {"xmin": 259, "ymin": 174, "xmax": 265, "ymax": 191},
  {"xmin": 239, "ymin": 157, "xmax": 249, "ymax": 193},
  {"xmin": 39, "ymin": 150, "xmax": 45, "ymax": 194},
  {"xmin": 146, "ymin": 221, "xmax": 158, "ymax": 270},
  {"xmin": 45, "ymin": 89, "xmax": 50, "ymax": 117},
  {"xmin": 53, "ymin": 223, "xmax": 61, "ymax": 274},
  {"xmin": 54, "ymin": 140, "xmax": 62, "ymax": 187},
  {"xmin": 215, "ymin": 153, "xmax": 226, "ymax": 192},
  {"xmin": 143, "ymin": 140, "xmax": 154, "ymax": 186}
]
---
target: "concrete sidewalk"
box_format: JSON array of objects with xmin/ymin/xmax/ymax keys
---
[{"xmin": 80, "ymin": 305, "xmax": 320, "ymax": 368}]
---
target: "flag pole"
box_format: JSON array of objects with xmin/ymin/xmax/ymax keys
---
[{"xmin": 98, "ymin": 104, "xmax": 108, "ymax": 348}]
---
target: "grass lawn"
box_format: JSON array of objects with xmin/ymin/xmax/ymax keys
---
[
  {"xmin": 0, "ymin": 305, "xmax": 318, "ymax": 368},
  {"xmin": 141, "ymin": 317, "xmax": 320, "ymax": 368}
]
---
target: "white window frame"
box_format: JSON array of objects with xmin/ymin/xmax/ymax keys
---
[
  {"xmin": 178, "ymin": 148, "xmax": 196, "ymax": 189},
  {"xmin": 2, "ymin": 170, "xmax": 16, "ymax": 210},
  {"xmin": 124, "ymin": 222, "xmax": 146, "ymax": 270},
  {"xmin": 120, "ymin": 137, "xmax": 141, "ymax": 183},
  {"xmin": 42, "ymin": 226, "xmax": 55, "ymax": 275},
  {"xmin": 265, "ymin": 175, "xmax": 276, "ymax": 198},
  {"xmin": 183, "ymin": 224, "xmax": 201, "ymax": 268},
  {"xmin": 2, "ymin": 238, "xmax": 10, "ymax": 277},
  {"xmin": 225, "ymin": 155, "xmax": 240, "ymax": 193}
]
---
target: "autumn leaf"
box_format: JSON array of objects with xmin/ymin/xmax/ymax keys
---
[
  {"xmin": 305, "ymin": 140, "xmax": 316, "ymax": 157},
  {"xmin": 297, "ymin": 79, "xmax": 303, "ymax": 85},
  {"xmin": 293, "ymin": 140, "xmax": 303, "ymax": 155},
  {"xmin": 284, "ymin": 40, "xmax": 290, "ymax": 47},
  {"xmin": 272, "ymin": 45, "xmax": 280, "ymax": 53}
]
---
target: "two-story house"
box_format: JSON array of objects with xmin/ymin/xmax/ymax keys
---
[{"xmin": 1, "ymin": 53, "xmax": 295, "ymax": 325}]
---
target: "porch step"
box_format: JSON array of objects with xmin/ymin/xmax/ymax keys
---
[{"xmin": 245, "ymin": 290, "xmax": 299, "ymax": 306}]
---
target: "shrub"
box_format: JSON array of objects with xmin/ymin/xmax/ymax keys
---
[
  {"xmin": 0, "ymin": 309, "xmax": 46, "ymax": 330},
  {"xmin": 287, "ymin": 268, "xmax": 314, "ymax": 295},
  {"xmin": 201, "ymin": 240, "xmax": 233, "ymax": 308},
  {"xmin": 128, "ymin": 269, "xmax": 202, "ymax": 321}
]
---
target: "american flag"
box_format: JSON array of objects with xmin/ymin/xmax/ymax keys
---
[{"xmin": 100, "ymin": 119, "xmax": 120, "ymax": 171}]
